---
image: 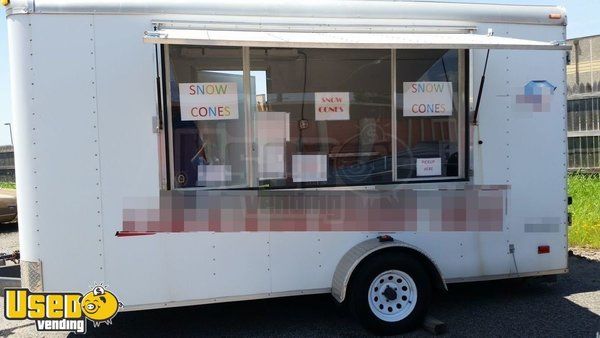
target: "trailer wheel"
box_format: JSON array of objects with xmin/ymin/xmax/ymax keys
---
[{"xmin": 349, "ymin": 253, "xmax": 431, "ymax": 335}]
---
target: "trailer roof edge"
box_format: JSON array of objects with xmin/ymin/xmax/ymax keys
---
[{"xmin": 5, "ymin": 0, "xmax": 567, "ymax": 26}]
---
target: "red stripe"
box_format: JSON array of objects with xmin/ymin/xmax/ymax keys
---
[{"xmin": 115, "ymin": 231, "xmax": 156, "ymax": 237}]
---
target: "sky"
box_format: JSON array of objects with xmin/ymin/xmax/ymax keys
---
[{"xmin": 0, "ymin": 0, "xmax": 598, "ymax": 146}]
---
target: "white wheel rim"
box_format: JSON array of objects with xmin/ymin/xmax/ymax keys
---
[{"xmin": 368, "ymin": 270, "xmax": 417, "ymax": 322}]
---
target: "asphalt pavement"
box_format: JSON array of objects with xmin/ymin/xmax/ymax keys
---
[{"xmin": 0, "ymin": 224, "xmax": 599, "ymax": 337}]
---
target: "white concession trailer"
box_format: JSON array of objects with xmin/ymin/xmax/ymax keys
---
[{"xmin": 5, "ymin": 0, "xmax": 570, "ymax": 334}]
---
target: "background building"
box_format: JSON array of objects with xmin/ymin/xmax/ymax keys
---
[
  {"xmin": 567, "ymin": 35, "xmax": 600, "ymax": 171},
  {"xmin": 0, "ymin": 145, "xmax": 14, "ymax": 182}
]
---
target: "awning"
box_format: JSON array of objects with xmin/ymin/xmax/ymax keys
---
[{"xmin": 144, "ymin": 29, "xmax": 570, "ymax": 50}]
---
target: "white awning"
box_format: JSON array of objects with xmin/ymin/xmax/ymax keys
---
[{"xmin": 144, "ymin": 29, "xmax": 570, "ymax": 50}]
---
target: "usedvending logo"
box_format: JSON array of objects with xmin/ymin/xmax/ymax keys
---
[{"xmin": 4, "ymin": 284, "xmax": 122, "ymax": 334}]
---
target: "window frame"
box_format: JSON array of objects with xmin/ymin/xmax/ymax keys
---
[
  {"xmin": 392, "ymin": 49, "xmax": 467, "ymax": 183},
  {"xmin": 161, "ymin": 46, "xmax": 470, "ymax": 191}
]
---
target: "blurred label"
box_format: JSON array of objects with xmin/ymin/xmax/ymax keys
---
[{"xmin": 292, "ymin": 154, "xmax": 327, "ymax": 182}]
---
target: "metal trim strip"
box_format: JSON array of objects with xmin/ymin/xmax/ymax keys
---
[{"xmin": 122, "ymin": 288, "xmax": 331, "ymax": 312}]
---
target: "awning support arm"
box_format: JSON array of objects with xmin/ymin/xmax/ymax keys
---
[
  {"xmin": 472, "ymin": 49, "xmax": 490, "ymax": 125},
  {"xmin": 153, "ymin": 26, "xmax": 164, "ymax": 131}
]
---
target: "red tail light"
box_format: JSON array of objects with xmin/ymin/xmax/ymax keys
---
[{"xmin": 538, "ymin": 245, "xmax": 550, "ymax": 254}]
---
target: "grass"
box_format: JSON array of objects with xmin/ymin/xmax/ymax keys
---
[
  {"xmin": 568, "ymin": 173, "xmax": 600, "ymax": 249},
  {"xmin": 0, "ymin": 182, "xmax": 16, "ymax": 190}
]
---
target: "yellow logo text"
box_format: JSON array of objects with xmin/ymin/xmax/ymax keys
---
[{"xmin": 4, "ymin": 285, "xmax": 121, "ymax": 334}]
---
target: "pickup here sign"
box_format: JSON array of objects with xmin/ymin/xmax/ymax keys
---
[
  {"xmin": 416, "ymin": 158, "xmax": 442, "ymax": 176},
  {"xmin": 403, "ymin": 82, "xmax": 453, "ymax": 117},
  {"xmin": 179, "ymin": 82, "xmax": 239, "ymax": 121}
]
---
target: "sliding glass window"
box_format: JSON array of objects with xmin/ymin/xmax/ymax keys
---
[
  {"xmin": 396, "ymin": 49, "xmax": 463, "ymax": 180},
  {"xmin": 165, "ymin": 46, "xmax": 466, "ymax": 190},
  {"xmin": 167, "ymin": 46, "xmax": 248, "ymax": 189},
  {"xmin": 250, "ymin": 48, "xmax": 392, "ymax": 188}
]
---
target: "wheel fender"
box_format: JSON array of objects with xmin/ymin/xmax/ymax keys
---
[{"xmin": 331, "ymin": 238, "xmax": 446, "ymax": 303}]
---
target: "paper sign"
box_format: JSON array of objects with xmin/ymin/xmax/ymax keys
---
[
  {"xmin": 416, "ymin": 158, "xmax": 442, "ymax": 176},
  {"xmin": 179, "ymin": 82, "xmax": 239, "ymax": 121},
  {"xmin": 315, "ymin": 92, "xmax": 350, "ymax": 121},
  {"xmin": 292, "ymin": 155, "xmax": 328, "ymax": 182},
  {"xmin": 197, "ymin": 165, "xmax": 232, "ymax": 183},
  {"xmin": 403, "ymin": 82, "xmax": 452, "ymax": 117},
  {"xmin": 261, "ymin": 145, "xmax": 285, "ymax": 180},
  {"xmin": 256, "ymin": 111, "xmax": 289, "ymax": 180}
]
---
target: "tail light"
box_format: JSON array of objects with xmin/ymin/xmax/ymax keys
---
[{"xmin": 538, "ymin": 245, "xmax": 550, "ymax": 254}]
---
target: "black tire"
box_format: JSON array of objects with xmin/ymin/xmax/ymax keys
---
[{"xmin": 349, "ymin": 252, "xmax": 431, "ymax": 335}]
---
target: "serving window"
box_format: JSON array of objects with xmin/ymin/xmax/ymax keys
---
[
  {"xmin": 167, "ymin": 46, "xmax": 248, "ymax": 189},
  {"xmin": 165, "ymin": 46, "xmax": 466, "ymax": 189},
  {"xmin": 250, "ymin": 48, "xmax": 392, "ymax": 187},
  {"xmin": 396, "ymin": 50, "xmax": 463, "ymax": 180}
]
